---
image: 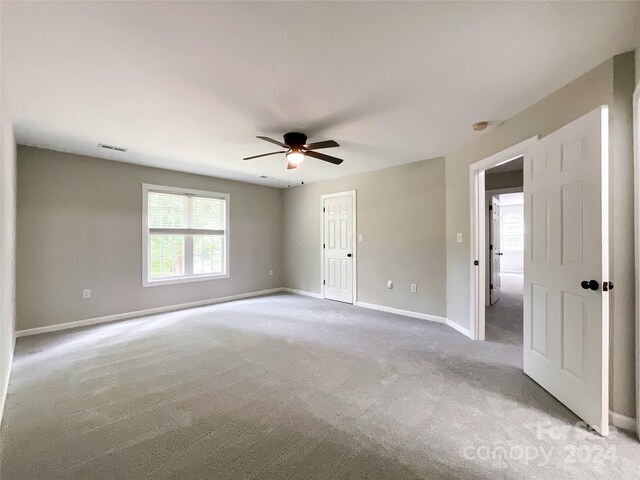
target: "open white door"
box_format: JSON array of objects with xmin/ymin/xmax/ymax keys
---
[
  {"xmin": 523, "ymin": 106, "xmax": 609, "ymax": 435},
  {"xmin": 322, "ymin": 192, "xmax": 355, "ymax": 304},
  {"xmin": 489, "ymin": 196, "xmax": 501, "ymax": 305}
]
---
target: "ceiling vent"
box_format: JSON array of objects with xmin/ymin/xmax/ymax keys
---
[
  {"xmin": 98, "ymin": 143, "xmax": 127, "ymax": 152},
  {"xmin": 259, "ymin": 175, "xmax": 271, "ymax": 179}
]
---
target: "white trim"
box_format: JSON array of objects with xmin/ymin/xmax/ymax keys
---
[
  {"xmin": 355, "ymin": 301, "xmax": 446, "ymax": 324},
  {"xmin": 282, "ymin": 288, "xmax": 323, "ymax": 299},
  {"xmin": 15, "ymin": 288, "xmax": 285, "ymax": 338},
  {"xmin": 0, "ymin": 336, "xmax": 16, "ymax": 428},
  {"xmin": 600, "ymin": 105, "xmax": 610, "ymax": 437},
  {"xmin": 633, "ymin": 81, "xmax": 640, "ymax": 440},
  {"xmin": 320, "ymin": 190, "xmax": 357, "ymax": 304},
  {"xmin": 446, "ymin": 319, "xmax": 472, "ymax": 338},
  {"xmin": 142, "ymin": 183, "xmax": 230, "ymax": 287},
  {"xmin": 469, "ymin": 136, "xmax": 538, "ymax": 341},
  {"xmin": 284, "ymin": 290, "xmax": 471, "ymax": 338},
  {"xmin": 609, "ymin": 411, "xmax": 637, "ymax": 433}
]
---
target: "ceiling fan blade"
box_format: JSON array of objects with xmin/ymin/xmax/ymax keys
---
[
  {"xmin": 305, "ymin": 150, "xmax": 343, "ymax": 165},
  {"xmin": 243, "ymin": 151, "xmax": 285, "ymax": 160},
  {"xmin": 257, "ymin": 136, "xmax": 288, "ymax": 148},
  {"xmin": 303, "ymin": 140, "xmax": 340, "ymax": 150}
]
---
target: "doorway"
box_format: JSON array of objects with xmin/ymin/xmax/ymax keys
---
[
  {"xmin": 321, "ymin": 191, "xmax": 356, "ymax": 304},
  {"xmin": 469, "ymin": 107, "xmax": 611, "ymax": 435},
  {"xmin": 485, "ymin": 188, "xmax": 524, "ymax": 345}
]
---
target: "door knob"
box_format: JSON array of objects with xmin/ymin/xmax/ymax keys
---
[
  {"xmin": 347, "ymin": 253, "xmax": 352, "ymax": 257},
  {"xmin": 581, "ymin": 280, "xmax": 599, "ymax": 291}
]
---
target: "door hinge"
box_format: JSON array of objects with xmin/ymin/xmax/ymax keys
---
[
  {"xmin": 323, "ymin": 280, "xmax": 326, "ymax": 285},
  {"xmin": 490, "ymin": 284, "xmax": 493, "ymax": 290},
  {"xmin": 323, "ymin": 207, "xmax": 325, "ymax": 213},
  {"xmin": 474, "ymin": 260, "xmax": 479, "ymax": 266},
  {"xmin": 489, "ymin": 205, "xmax": 493, "ymax": 211},
  {"xmin": 489, "ymin": 244, "xmax": 493, "ymax": 250},
  {"xmin": 323, "ymin": 243, "xmax": 325, "ymax": 249},
  {"xmin": 603, "ymin": 281, "xmax": 614, "ymax": 292}
]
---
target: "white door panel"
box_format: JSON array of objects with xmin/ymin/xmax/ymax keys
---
[
  {"xmin": 523, "ymin": 106, "xmax": 609, "ymax": 435},
  {"xmin": 323, "ymin": 194, "xmax": 354, "ymax": 303}
]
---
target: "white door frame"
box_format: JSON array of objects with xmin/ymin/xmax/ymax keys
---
[
  {"xmin": 469, "ymin": 137, "xmax": 538, "ymax": 341},
  {"xmin": 633, "ymin": 82, "xmax": 640, "ymax": 439},
  {"xmin": 320, "ymin": 190, "xmax": 357, "ymax": 304}
]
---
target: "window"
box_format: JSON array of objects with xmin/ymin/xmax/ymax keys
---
[
  {"xmin": 143, "ymin": 184, "xmax": 229, "ymax": 286},
  {"xmin": 502, "ymin": 213, "xmax": 524, "ymax": 251}
]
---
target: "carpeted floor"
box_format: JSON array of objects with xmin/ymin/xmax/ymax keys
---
[
  {"xmin": 1, "ymin": 293, "xmax": 639, "ymax": 479},
  {"xmin": 485, "ymin": 273, "xmax": 524, "ymax": 346}
]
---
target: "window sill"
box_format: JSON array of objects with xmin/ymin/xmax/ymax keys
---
[{"xmin": 143, "ymin": 273, "xmax": 230, "ymax": 287}]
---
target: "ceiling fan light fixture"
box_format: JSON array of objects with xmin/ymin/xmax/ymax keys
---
[
  {"xmin": 244, "ymin": 132, "xmax": 343, "ymax": 167},
  {"xmin": 286, "ymin": 148, "xmax": 305, "ymax": 165}
]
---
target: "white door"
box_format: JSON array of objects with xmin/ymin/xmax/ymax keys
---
[
  {"xmin": 523, "ymin": 106, "xmax": 609, "ymax": 435},
  {"xmin": 323, "ymin": 193, "xmax": 355, "ymax": 303},
  {"xmin": 490, "ymin": 196, "xmax": 502, "ymax": 304}
]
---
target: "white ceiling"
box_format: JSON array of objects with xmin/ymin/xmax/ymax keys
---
[{"xmin": 2, "ymin": 2, "xmax": 638, "ymax": 188}]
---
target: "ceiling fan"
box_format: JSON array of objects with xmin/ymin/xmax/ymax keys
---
[{"xmin": 243, "ymin": 132, "xmax": 343, "ymax": 169}]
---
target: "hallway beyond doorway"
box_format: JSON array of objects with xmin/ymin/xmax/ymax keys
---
[{"xmin": 486, "ymin": 273, "xmax": 523, "ymax": 346}]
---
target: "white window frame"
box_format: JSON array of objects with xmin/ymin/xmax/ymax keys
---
[
  {"xmin": 501, "ymin": 212, "xmax": 524, "ymax": 252},
  {"xmin": 142, "ymin": 183, "xmax": 230, "ymax": 287}
]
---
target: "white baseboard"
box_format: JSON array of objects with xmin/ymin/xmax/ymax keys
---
[
  {"xmin": 16, "ymin": 288, "xmax": 286, "ymax": 338},
  {"xmin": 446, "ymin": 319, "xmax": 472, "ymax": 338},
  {"xmin": 355, "ymin": 301, "xmax": 447, "ymax": 324},
  {"xmin": 282, "ymin": 288, "xmax": 323, "ymax": 299},
  {"xmin": 609, "ymin": 411, "xmax": 637, "ymax": 433},
  {"xmin": 354, "ymin": 301, "xmax": 473, "ymax": 338}
]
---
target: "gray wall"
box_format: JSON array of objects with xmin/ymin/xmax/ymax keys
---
[
  {"xmin": 446, "ymin": 52, "xmax": 636, "ymax": 419},
  {"xmin": 17, "ymin": 147, "xmax": 284, "ymax": 330},
  {"xmin": 636, "ymin": 23, "xmax": 640, "ymax": 87},
  {"xmin": 485, "ymin": 170, "xmax": 523, "ymax": 191},
  {"xmin": 611, "ymin": 52, "xmax": 636, "ymax": 422},
  {"xmin": 636, "ymin": 15, "xmax": 640, "ymax": 439},
  {"xmin": 283, "ymin": 159, "xmax": 447, "ymax": 317}
]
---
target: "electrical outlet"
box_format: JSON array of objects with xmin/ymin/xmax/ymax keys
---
[
  {"xmin": 82, "ymin": 289, "xmax": 91, "ymax": 299},
  {"xmin": 269, "ymin": 269, "xmax": 273, "ymax": 277},
  {"xmin": 410, "ymin": 284, "xmax": 417, "ymax": 293},
  {"xmin": 457, "ymin": 233, "xmax": 463, "ymax": 243},
  {"xmin": 387, "ymin": 280, "xmax": 393, "ymax": 289}
]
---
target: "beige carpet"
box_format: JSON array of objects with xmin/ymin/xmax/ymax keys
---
[{"xmin": 1, "ymin": 293, "xmax": 639, "ymax": 479}]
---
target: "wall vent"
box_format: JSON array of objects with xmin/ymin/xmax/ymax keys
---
[{"xmin": 99, "ymin": 143, "xmax": 127, "ymax": 152}]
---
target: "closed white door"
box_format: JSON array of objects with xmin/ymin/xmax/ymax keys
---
[
  {"xmin": 490, "ymin": 196, "xmax": 502, "ymax": 305},
  {"xmin": 323, "ymin": 193, "xmax": 354, "ymax": 303},
  {"xmin": 523, "ymin": 106, "xmax": 609, "ymax": 435}
]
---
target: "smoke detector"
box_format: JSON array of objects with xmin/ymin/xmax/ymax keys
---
[{"xmin": 472, "ymin": 121, "xmax": 489, "ymax": 131}]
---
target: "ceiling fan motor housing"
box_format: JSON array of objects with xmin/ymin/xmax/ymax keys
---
[{"xmin": 283, "ymin": 132, "xmax": 307, "ymax": 147}]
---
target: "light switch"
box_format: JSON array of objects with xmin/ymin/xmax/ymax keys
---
[
  {"xmin": 358, "ymin": 234, "xmax": 363, "ymax": 242},
  {"xmin": 456, "ymin": 233, "xmax": 463, "ymax": 243}
]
